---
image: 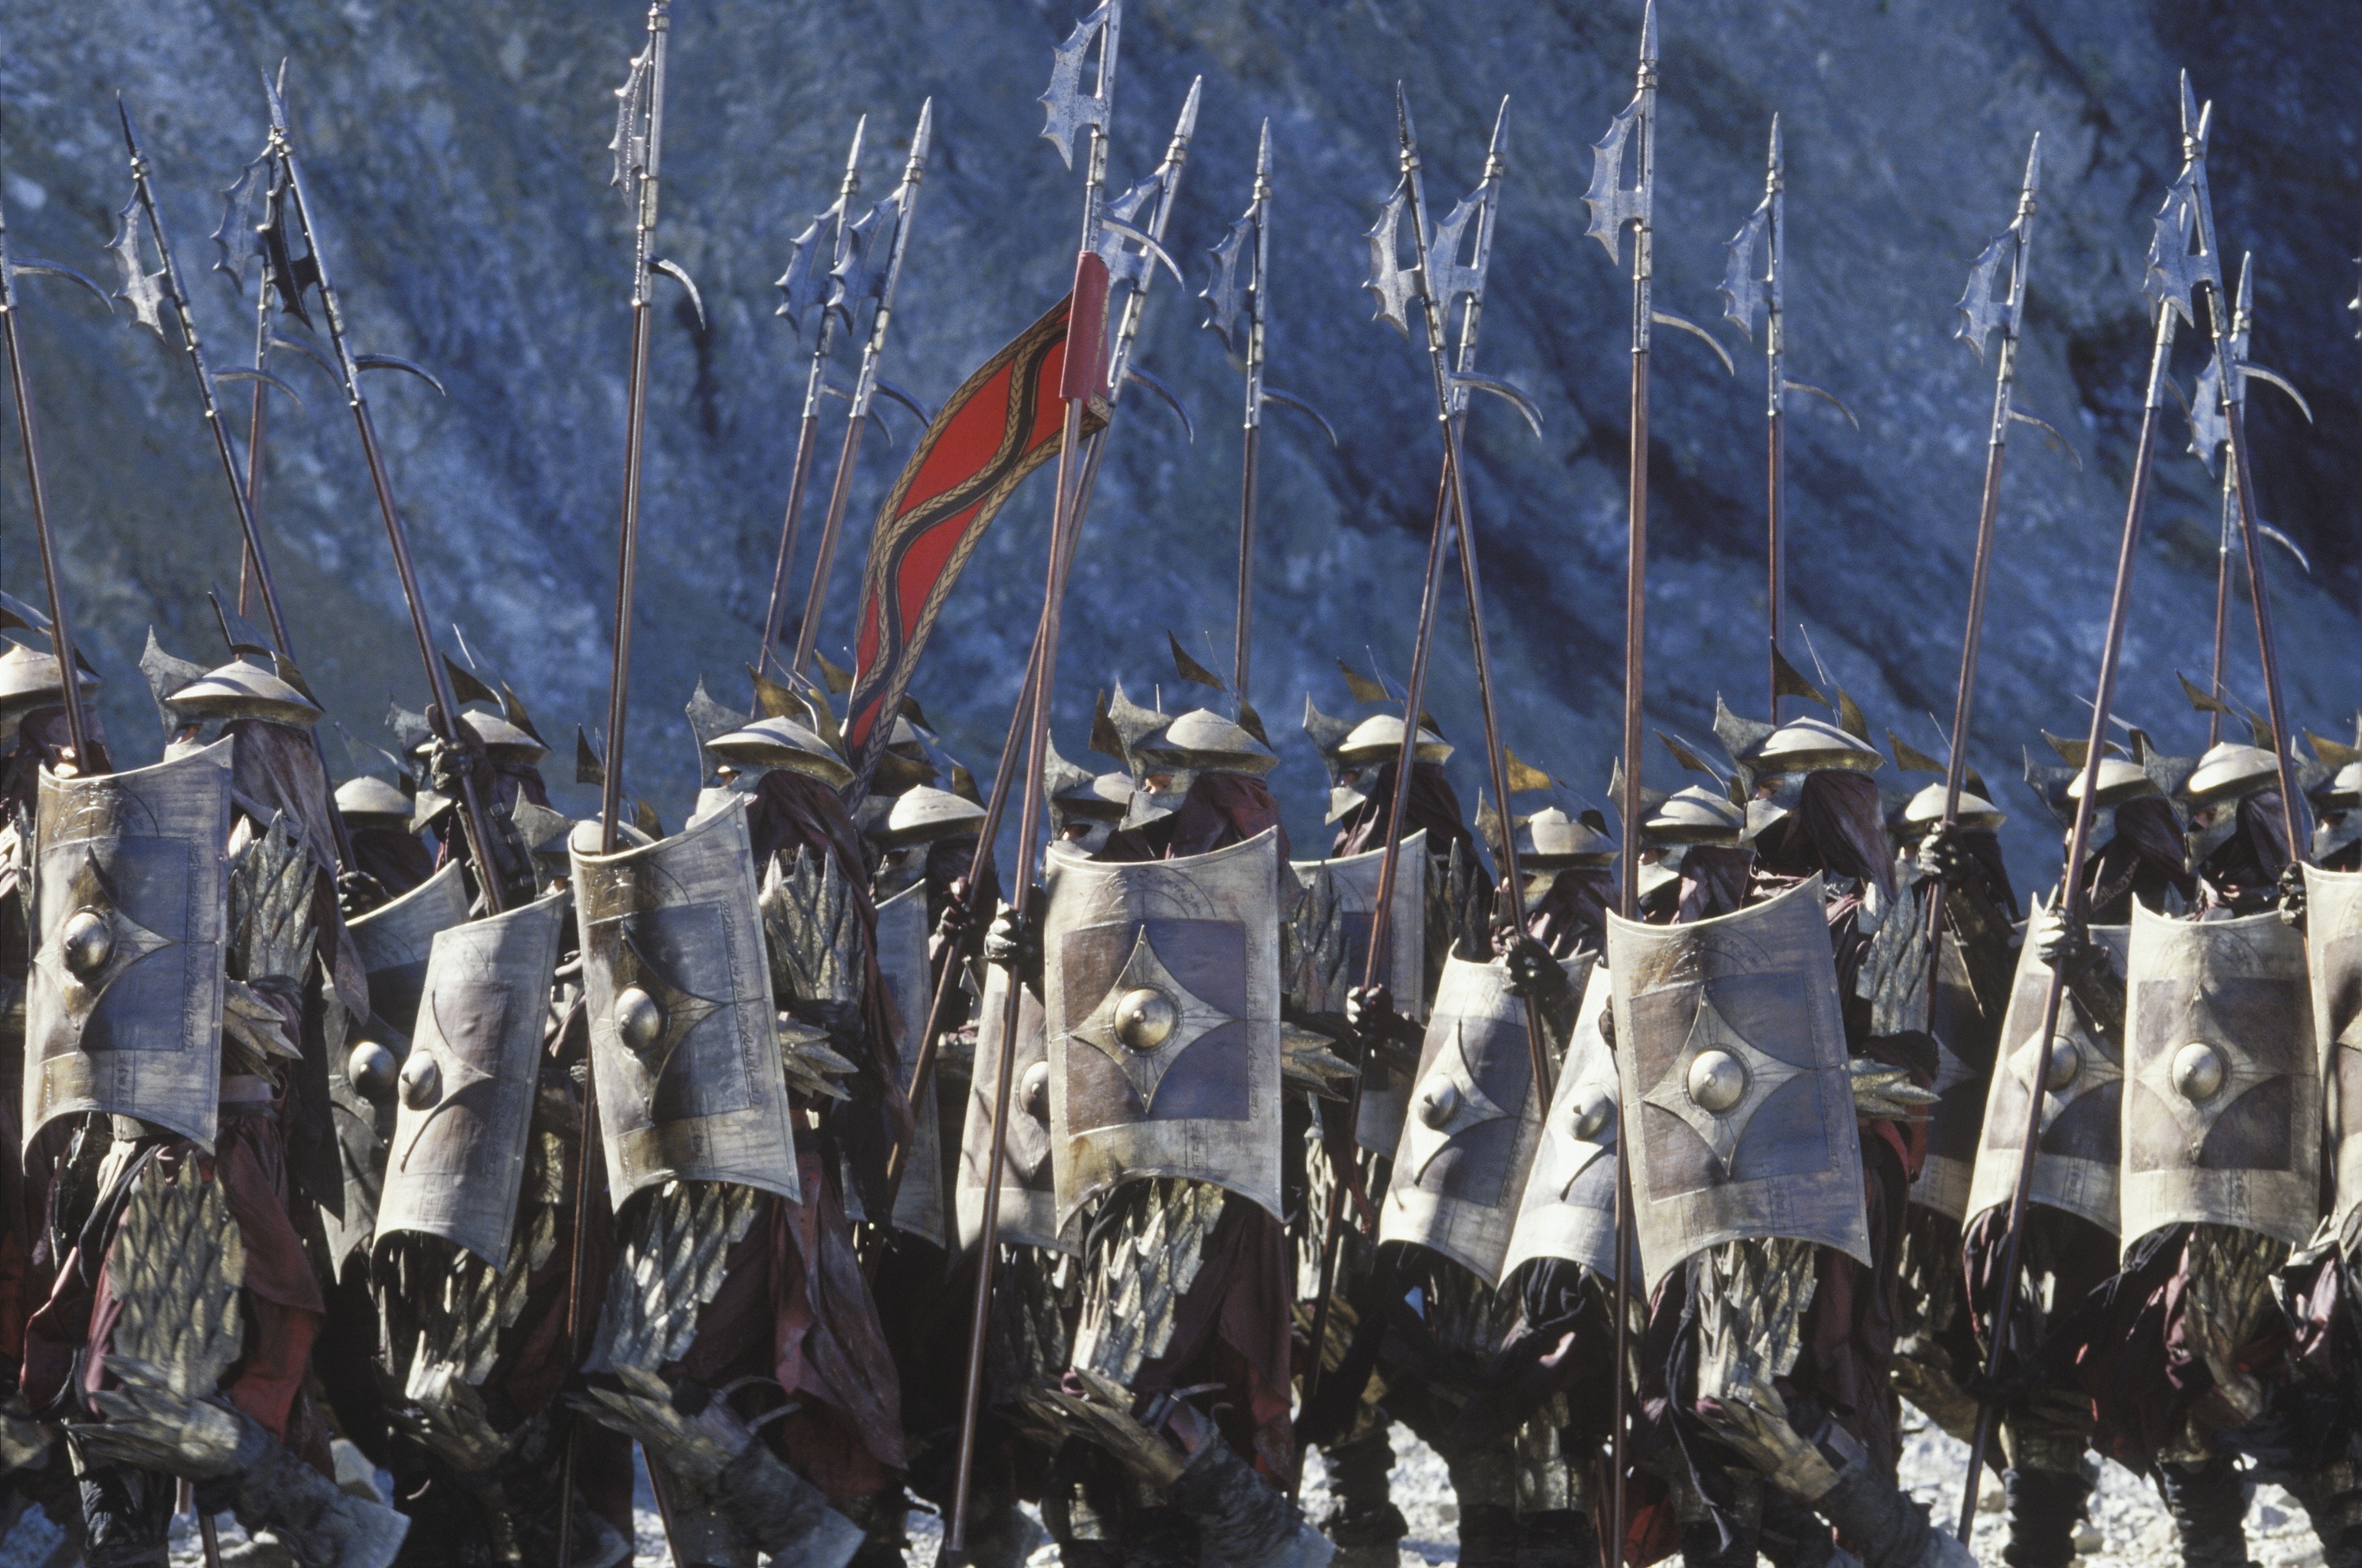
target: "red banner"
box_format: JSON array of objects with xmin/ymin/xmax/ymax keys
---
[{"xmin": 843, "ymin": 285, "xmax": 1106, "ymax": 787}]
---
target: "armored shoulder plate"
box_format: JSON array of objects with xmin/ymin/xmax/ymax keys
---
[
  {"xmin": 1046, "ymin": 830, "xmax": 1284, "ymax": 1229},
  {"xmin": 1607, "ymin": 876, "xmax": 1871, "ymax": 1291},
  {"xmin": 758, "ymin": 843, "xmax": 864, "ymax": 1017},
  {"xmin": 1288, "ymin": 832, "xmax": 1426, "ymax": 1154},
  {"xmin": 1503, "ymin": 962, "xmax": 1630, "ymax": 1285},
  {"xmin": 1965, "ymin": 913, "xmax": 2128, "ymax": 1236},
  {"xmin": 346, "ymin": 861, "xmax": 469, "ymax": 1043},
  {"xmin": 842, "ymin": 881, "xmax": 946, "ymax": 1247},
  {"xmin": 26, "ymin": 743, "xmax": 233, "ymax": 1151},
  {"xmin": 957, "ymin": 954, "xmax": 1070, "ymax": 1253},
  {"xmin": 2309, "ymin": 867, "xmax": 2362, "ymax": 1240},
  {"xmin": 377, "ymin": 889, "xmax": 570, "ymax": 1264},
  {"xmin": 570, "ymin": 799, "xmax": 799, "ymax": 1208},
  {"xmin": 1381, "ymin": 951, "xmax": 1583, "ymax": 1285},
  {"xmin": 2121, "ymin": 903, "xmax": 2319, "ymax": 1255}
]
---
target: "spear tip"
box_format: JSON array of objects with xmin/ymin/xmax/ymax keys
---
[
  {"xmin": 1489, "ymin": 94, "xmax": 1511, "ymax": 155},
  {"xmin": 2022, "ymin": 130, "xmax": 2043, "ymax": 192},
  {"xmin": 1768, "ymin": 111, "xmax": 1782, "ymax": 167},
  {"xmin": 2235, "ymin": 248, "xmax": 2254, "ymax": 309},
  {"xmin": 1177, "ymin": 74, "xmax": 1203, "ymax": 140},
  {"xmin": 1394, "ymin": 79, "xmax": 1415, "ymax": 148},
  {"xmin": 1256, "ymin": 116, "xmax": 1272, "ymax": 173},
  {"xmin": 846, "ymin": 113, "xmax": 869, "ymax": 170},
  {"xmin": 2178, "ymin": 69, "xmax": 2200, "ymax": 136},
  {"xmin": 909, "ymin": 96, "xmax": 935, "ymax": 160},
  {"xmin": 1640, "ymin": 0, "xmax": 1660, "ymax": 66},
  {"xmin": 114, "ymin": 91, "xmax": 136, "ymax": 147},
  {"xmin": 262, "ymin": 61, "xmax": 291, "ymax": 130}
]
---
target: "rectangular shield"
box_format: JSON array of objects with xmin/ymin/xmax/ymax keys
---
[
  {"xmin": 2122, "ymin": 903, "xmax": 2318, "ymax": 1255},
  {"xmin": 1607, "ymin": 875, "xmax": 1870, "ymax": 1291},
  {"xmin": 1964, "ymin": 911, "xmax": 2127, "ymax": 1236},
  {"xmin": 569, "ymin": 796, "xmax": 799, "ymax": 1208},
  {"xmin": 377, "ymin": 887, "xmax": 569, "ymax": 1263},
  {"xmin": 842, "ymin": 881, "xmax": 948, "ymax": 1248},
  {"xmin": 1046, "ymin": 830, "xmax": 1284, "ymax": 1230},
  {"xmin": 25, "ymin": 741, "xmax": 233, "ymax": 1152},
  {"xmin": 957, "ymin": 954, "xmax": 1072, "ymax": 1253},
  {"xmin": 1287, "ymin": 831, "xmax": 1426, "ymax": 1154},
  {"xmin": 1502, "ymin": 960, "xmax": 1632, "ymax": 1285},
  {"xmin": 2309, "ymin": 866, "xmax": 2362, "ymax": 1239}
]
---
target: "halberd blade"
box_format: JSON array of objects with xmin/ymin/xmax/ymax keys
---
[{"xmin": 1040, "ymin": 1, "xmax": 1116, "ymax": 170}]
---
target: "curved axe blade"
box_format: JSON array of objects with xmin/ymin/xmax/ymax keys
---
[
  {"xmin": 1264, "ymin": 388, "xmax": 1340, "ymax": 448},
  {"xmin": 269, "ymin": 333, "xmax": 339, "ymax": 384},
  {"xmin": 2256, "ymin": 521, "xmax": 2312, "ymax": 577},
  {"xmin": 354, "ymin": 353, "xmax": 448, "ymax": 397},
  {"xmin": 1123, "ymin": 365, "xmax": 1194, "ymax": 443},
  {"xmin": 11, "ymin": 260, "xmax": 113, "ymax": 313},
  {"xmin": 1781, "ymin": 377, "xmax": 1860, "ymax": 431},
  {"xmin": 214, "ymin": 366, "xmax": 304, "ymax": 408},
  {"xmin": 2236, "ymin": 361, "xmax": 2314, "ymax": 425},
  {"xmin": 1449, "ymin": 372, "xmax": 1543, "ymax": 440},
  {"xmin": 2007, "ymin": 406, "xmax": 2083, "ymax": 471},
  {"xmin": 1649, "ymin": 308, "xmax": 1735, "ymax": 376},
  {"xmin": 652, "ymin": 257, "xmax": 706, "ymax": 334},
  {"xmin": 874, "ymin": 378, "xmax": 933, "ymax": 427},
  {"xmin": 1096, "ymin": 214, "xmax": 1183, "ymax": 287}
]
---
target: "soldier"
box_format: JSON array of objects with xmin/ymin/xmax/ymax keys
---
[
  {"xmin": 2309, "ymin": 755, "xmax": 2362, "ymax": 872},
  {"xmin": 22, "ymin": 625, "xmax": 409, "ymax": 1567},
  {"xmin": 566, "ymin": 702, "xmax": 910, "ymax": 1567},
  {"xmin": 1519, "ymin": 806, "xmax": 1618, "ymax": 960},
  {"xmin": 0, "ymin": 636, "xmax": 106, "ymax": 1546},
  {"xmin": 997, "ymin": 698, "xmax": 1331, "ymax": 1566},
  {"xmin": 1958, "ymin": 748, "xmax": 2179, "ymax": 1568},
  {"xmin": 2062, "ymin": 739, "xmax": 2324, "ymax": 1568},
  {"xmin": 334, "ymin": 775, "xmax": 435, "ymax": 904},
  {"xmin": 401, "ymin": 683, "xmax": 556, "ymax": 915},
  {"xmin": 1876, "ymin": 778, "xmax": 2017, "ymax": 1451},
  {"xmin": 1617, "ymin": 709, "xmax": 1955, "ymax": 1568}
]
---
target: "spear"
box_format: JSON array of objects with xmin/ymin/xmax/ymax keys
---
[
  {"xmin": 870, "ymin": 76, "xmax": 1199, "ymax": 1264},
  {"xmin": 754, "ymin": 115, "xmax": 866, "ymax": 683},
  {"xmin": 1202, "ymin": 123, "xmax": 1340, "ymax": 705},
  {"xmin": 1922, "ymin": 137, "xmax": 2047, "ymax": 947},
  {"xmin": 0, "ymin": 158, "xmax": 109, "ymax": 769},
  {"xmin": 558, "ymin": 7, "xmax": 700, "ymax": 1559},
  {"xmin": 109, "ymin": 96, "xmax": 355, "ymax": 871},
  {"xmin": 1301, "ymin": 86, "xmax": 1540, "ymax": 1423},
  {"xmin": 947, "ymin": 2, "xmax": 1120, "ymax": 1550},
  {"xmin": 248, "ymin": 76, "xmax": 513, "ymax": 905},
  {"xmin": 1954, "ymin": 80, "xmax": 2210, "ymax": 1543},
  {"xmin": 1580, "ymin": 2, "xmax": 1736, "ymax": 1552},
  {"xmin": 1719, "ymin": 117, "xmax": 1856, "ymax": 720},
  {"xmin": 786, "ymin": 98, "xmax": 939, "ymax": 680},
  {"xmin": 2178, "ymin": 91, "xmax": 2307, "ymax": 879}
]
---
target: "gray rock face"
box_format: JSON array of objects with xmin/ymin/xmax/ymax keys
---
[{"xmin": 2, "ymin": 0, "xmax": 2355, "ymax": 880}]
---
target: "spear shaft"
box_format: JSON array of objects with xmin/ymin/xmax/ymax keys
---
[
  {"xmin": 1955, "ymin": 264, "xmax": 2182, "ymax": 1552},
  {"xmin": 1231, "ymin": 132, "xmax": 1272, "ymax": 698},
  {"xmin": 256, "ymin": 90, "xmax": 504, "ymax": 902},
  {"xmin": 1763, "ymin": 133, "xmax": 1786, "ymax": 722},
  {"xmin": 757, "ymin": 119, "xmax": 865, "ymax": 683},
  {"xmin": 117, "ymin": 103, "xmax": 354, "ymax": 868},
  {"xmin": 2205, "ymin": 470, "xmax": 2237, "ymax": 750},
  {"xmin": 0, "ymin": 188, "xmax": 94, "ymax": 767}
]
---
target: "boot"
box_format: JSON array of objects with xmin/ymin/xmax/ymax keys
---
[
  {"xmin": 1517, "ymin": 1507, "xmax": 1602, "ymax": 1568},
  {"xmin": 1321, "ymin": 1428, "xmax": 1408, "ymax": 1568},
  {"xmin": 837, "ymin": 1487, "xmax": 909, "ymax": 1567},
  {"xmin": 2285, "ymin": 1459, "xmax": 2362, "ymax": 1568},
  {"xmin": 79, "ymin": 1464, "xmax": 174, "ymax": 1568},
  {"xmin": 707, "ymin": 1440, "xmax": 863, "ymax": 1568},
  {"xmin": 2001, "ymin": 1467, "xmax": 2095, "ymax": 1568},
  {"xmin": 1808, "ymin": 1456, "xmax": 1974, "ymax": 1568},
  {"xmin": 1459, "ymin": 1502, "xmax": 1519, "ymax": 1568},
  {"xmin": 1168, "ymin": 1433, "xmax": 1335, "ymax": 1568},
  {"xmin": 2157, "ymin": 1457, "xmax": 2252, "ymax": 1568},
  {"xmin": 223, "ymin": 1421, "xmax": 409, "ymax": 1568}
]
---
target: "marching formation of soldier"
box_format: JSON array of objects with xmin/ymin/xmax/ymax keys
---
[{"xmin": 2, "ymin": 2, "xmax": 2357, "ymax": 1567}]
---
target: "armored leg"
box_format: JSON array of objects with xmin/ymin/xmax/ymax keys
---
[
  {"xmin": 2284, "ymin": 1457, "xmax": 2362, "ymax": 1568},
  {"xmin": 1320, "ymin": 1425, "xmax": 1407, "ymax": 1568},
  {"xmin": 1807, "ymin": 1455, "xmax": 1974, "ymax": 1568},
  {"xmin": 78, "ymin": 1464, "xmax": 174, "ymax": 1568},
  {"xmin": 1168, "ymin": 1433, "xmax": 1334, "ymax": 1568},
  {"xmin": 1998, "ymin": 1466, "xmax": 2094, "ymax": 1568},
  {"xmin": 2157, "ymin": 1456, "xmax": 2251, "ymax": 1568}
]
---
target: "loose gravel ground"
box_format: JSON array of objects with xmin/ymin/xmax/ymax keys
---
[{"xmin": 0, "ymin": 1415, "xmax": 2322, "ymax": 1565}]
